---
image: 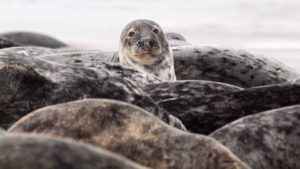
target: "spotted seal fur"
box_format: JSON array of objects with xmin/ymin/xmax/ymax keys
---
[
  {"xmin": 0, "ymin": 134, "xmax": 147, "ymax": 169},
  {"xmin": 35, "ymin": 51, "xmax": 162, "ymax": 86},
  {"xmin": 173, "ymin": 46, "xmax": 300, "ymax": 87},
  {"xmin": 210, "ymin": 105, "xmax": 300, "ymax": 169},
  {"xmin": 119, "ymin": 19, "xmax": 176, "ymax": 81},
  {"xmin": 0, "ymin": 46, "xmax": 57, "ymax": 57},
  {"xmin": 159, "ymin": 83, "xmax": 300, "ymax": 134},
  {"xmin": 142, "ymin": 80, "xmax": 243, "ymax": 102},
  {"xmin": 0, "ymin": 53, "xmax": 184, "ymax": 130},
  {"xmin": 9, "ymin": 99, "xmax": 250, "ymax": 169}
]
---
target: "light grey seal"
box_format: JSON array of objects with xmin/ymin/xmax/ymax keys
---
[
  {"xmin": 210, "ymin": 105, "xmax": 300, "ymax": 169},
  {"xmin": 9, "ymin": 99, "xmax": 250, "ymax": 169},
  {"xmin": 119, "ymin": 19, "xmax": 176, "ymax": 81},
  {"xmin": 0, "ymin": 134, "xmax": 148, "ymax": 169},
  {"xmin": 0, "ymin": 31, "xmax": 68, "ymax": 48}
]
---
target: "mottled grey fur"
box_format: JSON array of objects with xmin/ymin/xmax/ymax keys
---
[
  {"xmin": 0, "ymin": 31, "xmax": 68, "ymax": 48},
  {"xmin": 210, "ymin": 105, "xmax": 300, "ymax": 169},
  {"xmin": 159, "ymin": 84, "xmax": 300, "ymax": 134},
  {"xmin": 36, "ymin": 52, "xmax": 161, "ymax": 87},
  {"xmin": 9, "ymin": 99, "xmax": 250, "ymax": 169},
  {"xmin": 173, "ymin": 46, "xmax": 300, "ymax": 87},
  {"xmin": 0, "ymin": 46, "xmax": 57, "ymax": 56},
  {"xmin": 142, "ymin": 80, "xmax": 243, "ymax": 102},
  {"xmin": 0, "ymin": 134, "xmax": 147, "ymax": 169},
  {"xmin": 0, "ymin": 53, "xmax": 184, "ymax": 130}
]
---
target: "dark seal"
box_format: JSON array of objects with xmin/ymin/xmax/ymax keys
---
[
  {"xmin": 210, "ymin": 105, "xmax": 300, "ymax": 169},
  {"xmin": 0, "ymin": 31, "xmax": 68, "ymax": 48},
  {"xmin": 0, "ymin": 53, "xmax": 184, "ymax": 130},
  {"xmin": 158, "ymin": 83, "xmax": 300, "ymax": 134},
  {"xmin": 9, "ymin": 99, "xmax": 250, "ymax": 169},
  {"xmin": 119, "ymin": 19, "xmax": 176, "ymax": 81},
  {"xmin": 0, "ymin": 134, "xmax": 147, "ymax": 169}
]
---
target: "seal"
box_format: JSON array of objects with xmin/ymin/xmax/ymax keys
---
[
  {"xmin": 165, "ymin": 32, "xmax": 190, "ymax": 47},
  {"xmin": 210, "ymin": 105, "xmax": 300, "ymax": 169},
  {"xmin": 0, "ymin": 31, "xmax": 68, "ymax": 48},
  {"xmin": 0, "ymin": 46, "xmax": 57, "ymax": 57},
  {"xmin": 0, "ymin": 53, "xmax": 184, "ymax": 130},
  {"xmin": 142, "ymin": 80, "xmax": 243, "ymax": 102},
  {"xmin": 0, "ymin": 134, "xmax": 147, "ymax": 169},
  {"xmin": 9, "ymin": 99, "xmax": 250, "ymax": 169},
  {"xmin": 119, "ymin": 19, "xmax": 176, "ymax": 81},
  {"xmin": 158, "ymin": 83, "xmax": 300, "ymax": 134},
  {"xmin": 36, "ymin": 51, "xmax": 162, "ymax": 87},
  {"xmin": 0, "ymin": 36, "xmax": 18, "ymax": 49},
  {"xmin": 173, "ymin": 45, "xmax": 300, "ymax": 87},
  {"xmin": 165, "ymin": 32, "xmax": 187, "ymax": 42}
]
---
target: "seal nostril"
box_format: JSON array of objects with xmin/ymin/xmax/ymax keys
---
[{"xmin": 149, "ymin": 40, "xmax": 153, "ymax": 47}]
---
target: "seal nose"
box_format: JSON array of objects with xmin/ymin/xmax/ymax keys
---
[{"xmin": 138, "ymin": 37, "xmax": 155, "ymax": 49}]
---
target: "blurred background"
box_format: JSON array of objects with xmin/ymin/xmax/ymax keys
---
[{"xmin": 1, "ymin": 0, "xmax": 299, "ymax": 71}]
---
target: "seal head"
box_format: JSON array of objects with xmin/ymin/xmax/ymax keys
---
[{"xmin": 119, "ymin": 19, "xmax": 176, "ymax": 81}]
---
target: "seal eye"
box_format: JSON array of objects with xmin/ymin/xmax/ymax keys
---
[
  {"xmin": 153, "ymin": 28, "xmax": 159, "ymax": 34},
  {"xmin": 128, "ymin": 31, "xmax": 135, "ymax": 37}
]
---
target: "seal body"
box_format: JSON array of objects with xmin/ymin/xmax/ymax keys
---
[
  {"xmin": 165, "ymin": 32, "xmax": 190, "ymax": 47},
  {"xmin": 142, "ymin": 80, "xmax": 243, "ymax": 102},
  {"xmin": 36, "ymin": 51, "xmax": 162, "ymax": 87},
  {"xmin": 173, "ymin": 46, "xmax": 300, "ymax": 87},
  {"xmin": 0, "ymin": 37, "xmax": 18, "ymax": 49},
  {"xmin": 9, "ymin": 99, "xmax": 250, "ymax": 169},
  {"xmin": 0, "ymin": 52, "xmax": 184, "ymax": 130},
  {"xmin": 0, "ymin": 134, "xmax": 147, "ymax": 169},
  {"xmin": 210, "ymin": 105, "xmax": 300, "ymax": 169},
  {"xmin": 0, "ymin": 31, "xmax": 68, "ymax": 48},
  {"xmin": 159, "ymin": 83, "xmax": 300, "ymax": 134},
  {"xmin": 119, "ymin": 20, "xmax": 176, "ymax": 81}
]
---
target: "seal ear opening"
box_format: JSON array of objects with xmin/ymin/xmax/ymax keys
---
[{"xmin": 0, "ymin": 64, "xmax": 53, "ymax": 113}]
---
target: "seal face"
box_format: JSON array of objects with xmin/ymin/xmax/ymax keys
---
[{"xmin": 119, "ymin": 19, "xmax": 176, "ymax": 81}]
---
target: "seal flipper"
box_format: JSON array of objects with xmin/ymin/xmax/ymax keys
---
[{"xmin": 0, "ymin": 64, "xmax": 54, "ymax": 129}]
